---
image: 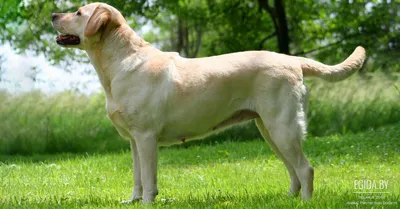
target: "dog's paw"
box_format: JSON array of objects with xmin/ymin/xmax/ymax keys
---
[{"xmin": 120, "ymin": 196, "xmax": 142, "ymax": 204}]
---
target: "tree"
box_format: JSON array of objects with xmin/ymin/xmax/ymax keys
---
[{"xmin": 0, "ymin": 0, "xmax": 399, "ymax": 74}]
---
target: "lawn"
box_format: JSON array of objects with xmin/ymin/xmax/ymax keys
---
[{"xmin": 1, "ymin": 123, "xmax": 399, "ymax": 208}]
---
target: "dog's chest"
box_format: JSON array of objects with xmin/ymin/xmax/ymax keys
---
[{"xmin": 105, "ymin": 95, "xmax": 134, "ymax": 140}]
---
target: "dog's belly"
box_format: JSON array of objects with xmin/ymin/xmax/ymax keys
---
[
  {"xmin": 210, "ymin": 109, "xmax": 259, "ymax": 130},
  {"xmin": 158, "ymin": 109, "xmax": 259, "ymax": 146}
]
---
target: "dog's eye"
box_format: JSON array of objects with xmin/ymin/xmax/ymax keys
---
[{"xmin": 76, "ymin": 11, "xmax": 81, "ymax": 16}]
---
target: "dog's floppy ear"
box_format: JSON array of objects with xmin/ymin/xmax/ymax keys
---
[{"xmin": 84, "ymin": 6, "xmax": 111, "ymax": 37}]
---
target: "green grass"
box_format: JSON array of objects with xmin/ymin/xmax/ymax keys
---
[{"xmin": 1, "ymin": 123, "xmax": 399, "ymax": 208}]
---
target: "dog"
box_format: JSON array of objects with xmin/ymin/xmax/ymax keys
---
[{"xmin": 52, "ymin": 2, "xmax": 366, "ymax": 203}]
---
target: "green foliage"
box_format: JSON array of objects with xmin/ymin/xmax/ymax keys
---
[
  {"xmin": 0, "ymin": 74, "xmax": 399, "ymax": 155},
  {"xmin": 138, "ymin": 0, "xmax": 400, "ymax": 71},
  {"xmin": 0, "ymin": 0, "xmax": 399, "ymax": 71},
  {"xmin": 0, "ymin": 124, "xmax": 399, "ymax": 208},
  {"xmin": 287, "ymin": 0, "xmax": 400, "ymax": 71}
]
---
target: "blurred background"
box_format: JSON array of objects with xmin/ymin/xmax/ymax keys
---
[{"xmin": 0, "ymin": 0, "xmax": 399, "ymax": 155}]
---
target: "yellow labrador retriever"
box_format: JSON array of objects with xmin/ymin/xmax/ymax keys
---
[{"xmin": 52, "ymin": 2, "xmax": 366, "ymax": 203}]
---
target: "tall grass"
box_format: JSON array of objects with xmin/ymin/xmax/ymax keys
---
[
  {"xmin": 0, "ymin": 91, "xmax": 126, "ymax": 155},
  {"xmin": 306, "ymin": 73, "xmax": 400, "ymax": 136},
  {"xmin": 0, "ymin": 73, "xmax": 399, "ymax": 155}
]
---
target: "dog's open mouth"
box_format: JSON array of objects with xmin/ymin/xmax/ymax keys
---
[{"xmin": 56, "ymin": 34, "xmax": 80, "ymax": 45}]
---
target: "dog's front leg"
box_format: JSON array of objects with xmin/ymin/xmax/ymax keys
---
[
  {"xmin": 121, "ymin": 139, "xmax": 143, "ymax": 204},
  {"xmin": 134, "ymin": 132, "xmax": 158, "ymax": 203},
  {"xmin": 131, "ymin": 140, "xmax": 143, "ymax": 200}
]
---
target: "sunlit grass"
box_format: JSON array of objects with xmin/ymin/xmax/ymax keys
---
[{"xmin": 1, "ymin": 123, "xmax": 399, "ymax": 208}]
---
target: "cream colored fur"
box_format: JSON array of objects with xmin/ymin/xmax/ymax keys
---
[{"xmin": 52, "ymin": 2, "xmax": 366, "ymax": 204}]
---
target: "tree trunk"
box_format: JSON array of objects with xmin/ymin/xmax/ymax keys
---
[
  {"xmin": 258, "ymin": 0, "xmax": 290, "ymax": 54},
  {"xmin": 175, "ymin": 17, "xmax": 202, "ymax": 58},
  {"xmin": 274, "ymin": 0, "xmax": 289, "ymax": 54},
  {"xmin": 176, "ymin": 17, "xmax": 184, "ymax": 53}
]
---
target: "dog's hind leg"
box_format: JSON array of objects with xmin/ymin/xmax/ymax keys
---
[
  {"xmin": 260, "ymin": 115, "xmax": 313, "ymax": 200},
  {"xmin": 256, "ymin": 85, "xmax": 313, "ymax": 200},
  {"xmin": 255, "ymin": 118, "xmax": 301, "ymax": 197}
]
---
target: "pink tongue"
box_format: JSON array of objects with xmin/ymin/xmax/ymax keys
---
[
  {"xmin": 56, "ymin": 35, "xmax": 80, "ymax": 45},
  {"xmin": 57, "ymin": 35, "xmax": 77, "ymax": 41}
]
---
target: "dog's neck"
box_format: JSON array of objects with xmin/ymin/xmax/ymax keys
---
[{"xmin": 85, "ymin": 25, "xmax": 154, "ymax": 93}]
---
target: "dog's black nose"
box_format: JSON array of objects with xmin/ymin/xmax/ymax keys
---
[{"xmin": 52, "ymin": 13, "xmax": 59, "ymax": 21}]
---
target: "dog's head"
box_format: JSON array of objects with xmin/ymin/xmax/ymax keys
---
[{"xmin": 51, "ymin": 2, "xmax": 125, "ymax": 49}]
